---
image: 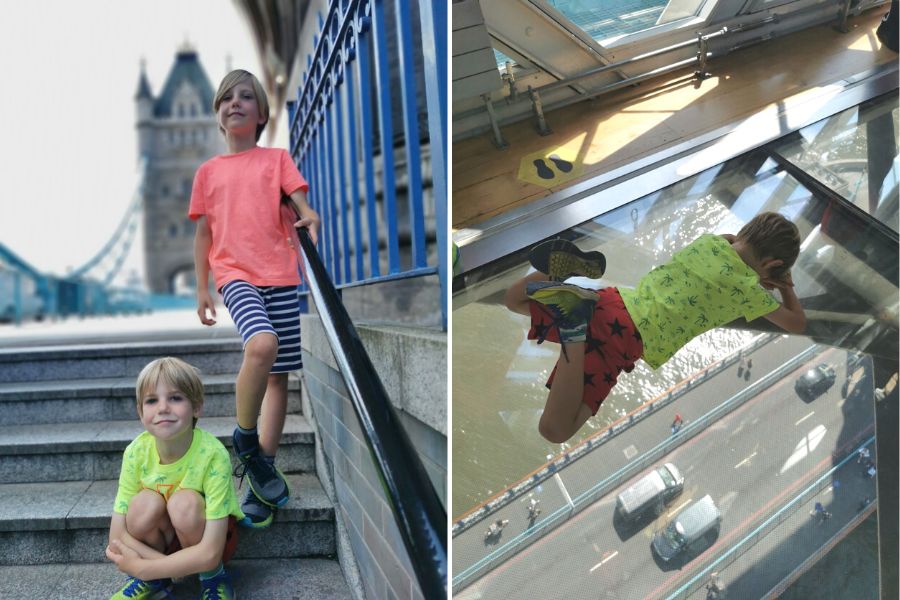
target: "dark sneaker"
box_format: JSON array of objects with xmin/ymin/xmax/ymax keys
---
[
  {"xmin": 529, "ymin": 239, "xmax": 606, "ymax": 281},
  {"xmin": 232, "ymin": 428, "xmax": 290, "ymax": 508},
  {"xmin": 526, "ymin": 281, "xmax": 597, "ymax": 343},
  {"xmin": 199, "ymin": 569, "xmax": 234, "ymax": 600},
  {"xmin": 239, "ymin": 485, "xmax": 274, "ymax": 528},
  {"xmin": 110, "ymin": 576, "xmax": 173, "ymax": 600}
]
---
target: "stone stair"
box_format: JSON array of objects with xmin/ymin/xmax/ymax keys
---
[{"xmin": 0, "ymin": 332, "xmax": 353, "ymax": 599}]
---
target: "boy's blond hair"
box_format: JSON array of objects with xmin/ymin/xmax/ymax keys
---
[
  {"xmin": 135, "ymin": 357, "xmax": 204, "ymax": 428},
  {"xmin": 213, "ymin": 69, "xmax": 269, "ymax": 141},
  {"xmin": 736, "ymin": 212, "xmax": 800, "ymax": 280}
]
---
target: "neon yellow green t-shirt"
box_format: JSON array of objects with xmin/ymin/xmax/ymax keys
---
[
  {"xmin": 620, "ymin": 234, "xmax": 779, "ymax": 369},
  {"xmin": 113, "ymin": 428, "xmax": 244, "ymax": 521}
]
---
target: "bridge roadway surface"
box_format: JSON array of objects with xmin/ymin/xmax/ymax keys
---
[{"xmin": 454, "ymin": 335, "xmax": 877, "ymax": 599}]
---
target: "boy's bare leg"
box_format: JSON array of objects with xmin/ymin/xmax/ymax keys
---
[
  {"xmin": 235, "ymin": 333, "xmax": 279, "ymax": 429},
  {"xmin": 539, "ymin": 342, "xmax": 593, "ymax": 443},
  {"xmin": 504, "ymin": 271, "xmax": 549, "ymax": 316},
  {"xmin": 125, "ymin": 490, "xmax": 172, "ymax": 553},
  {"xmin": 167, "ymin": 489, "xmax": 206, "ymax": 548},
  {"xmin": 259, "ymin": 373, "xmax": 289, "ymax": 456}
]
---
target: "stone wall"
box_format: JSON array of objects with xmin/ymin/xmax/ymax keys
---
[{"xmin": 301, "ymin": 315, "xmax": 446, "ymax": 600}]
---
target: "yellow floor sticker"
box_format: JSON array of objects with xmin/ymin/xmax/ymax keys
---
[{"xmin": 517, "ymin": 137, "xmax": 585, "ymax": 188}]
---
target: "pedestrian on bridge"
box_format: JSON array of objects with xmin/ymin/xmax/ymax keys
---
[
  {"xmin": 813, "ymin": 501, "xmax": 832, "ymax": 522},
  {"xmin": 857, "ymin": 446, "xmax": 870, "ymax": 463},
  {"xmin": 504, "ymin": 212, "xmax": 806, "ymax": 444},
  {"xmin": 191, "ymin": 70, "xmax": 321, "ymax": 532}
]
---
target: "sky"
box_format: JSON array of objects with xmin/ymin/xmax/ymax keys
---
[{"xmin": 0, "ymin": 1, "xmax": 269, "ymax": 283}]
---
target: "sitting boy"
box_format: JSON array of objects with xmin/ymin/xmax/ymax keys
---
[
  {"xmin": 504, "ymin": 211, "xmax": 806, "ymax": 443},
  {"xmin": 106, "ymin": 357, "xmax": 243, "ymax": 600}
]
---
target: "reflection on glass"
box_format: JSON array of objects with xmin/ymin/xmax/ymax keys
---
[
  {"xmin": 493, "ymin": 48, "xmax": 515, "ymax": 70},
  {"xmin": 771, "ymin": 92, "xmax": 899, "ymax": 233},
  {"xmin": 453, "ymin": 131, "xmax": 895, "ymax": 597},
  {"xmin": 547, "ymin": 0, "xmax": 706, "ymax": 42}
]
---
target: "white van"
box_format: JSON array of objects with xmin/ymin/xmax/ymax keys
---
[
  {"xmin": 615, "ymin": 463, "xmax": 684, "ymax": 524},
  {"xmin": 652, "ymin": 494, "xmax": 721, "ymax": 562}
]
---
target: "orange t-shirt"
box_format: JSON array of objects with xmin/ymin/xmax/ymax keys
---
[{"xmin": 189, "ymin": 146, "xmax": 309, "ymax": 289}]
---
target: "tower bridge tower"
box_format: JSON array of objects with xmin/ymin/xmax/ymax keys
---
[{"xmin": 136, "ymin": 45, "xmax": 224, "ymax": 294}]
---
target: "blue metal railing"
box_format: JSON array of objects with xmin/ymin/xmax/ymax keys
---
[
  {"xmin": 287, "ymin": 0, "xmax": 447, "ymax": 328},
  {"xmin": 286, "ymin": 200, "xmax": 447, "ymax": 598}
]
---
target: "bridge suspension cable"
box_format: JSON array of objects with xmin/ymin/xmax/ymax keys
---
[{"xmin": 69, "ymin": 157, "xmax": 147, "ymax": 286}]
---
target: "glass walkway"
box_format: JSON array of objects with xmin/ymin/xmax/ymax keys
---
[{"xmin": 452, "ymin": 82, "xmax": 897, "ymax": 598}]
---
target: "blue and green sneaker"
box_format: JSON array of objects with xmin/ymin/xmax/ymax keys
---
[
  {"xmin": 199, "ymin": 569, "xmax": 234, "ymax": 600},
  {"xmin": 232, "ymin": 428, "xmax": 290, "ymax": 508},
  {"xmin": 110, "ymin": 576, "xmax": 173, "ymax": 600},
  {"xmin": 526, "ymin": 281, "xmax": 598, "ymax": 343},
  {"xmin": 239, "ymin": 484, "xmax": 274, "ymax": 528},
  {"xmin": 528, "ymin": 239, "xmax": 606, "ymax": 281}
]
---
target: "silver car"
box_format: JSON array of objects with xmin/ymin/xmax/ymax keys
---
[{"xmin": 652, "ymin": 494, "xmax": 721, "ymax": 562}]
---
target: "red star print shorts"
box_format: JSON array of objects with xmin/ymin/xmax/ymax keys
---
[{"xmin": 528, "ymin": 287, "xmax": 643, "ymax": 415}]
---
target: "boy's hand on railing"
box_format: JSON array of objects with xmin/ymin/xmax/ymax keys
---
[
  {"xmin": 294, "ymin": 205, "xmax": 320, "ymax": 246},
  {"xmin": 196, "ymin": 290, "xmax": 217, "ymax": 326}
]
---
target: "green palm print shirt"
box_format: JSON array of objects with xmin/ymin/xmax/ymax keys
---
[
  {"xmin": 114, "ymin": 428, "xmax": 244, "ymax": 521},
  {"xmin": 619, "ymin": 234, "xmax": 779, "ymax": 369}
]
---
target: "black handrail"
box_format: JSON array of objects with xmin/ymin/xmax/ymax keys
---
[{"xmin": 292, "ymin": 216, "xmax": 447, "ymax": 599}]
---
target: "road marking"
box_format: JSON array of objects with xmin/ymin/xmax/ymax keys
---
[
  {"xmin": 667, "ymin": 498, "xmax": 692, "ymax": 518},
  {"xmin": 795, "ymin": 411, "xmax": 815, "ymax": 426},
  {"xmin": 734, "ymin": 451, "xmax": 758, "ymax": 469},
  {"xmin": 589, "ymin": 551, "xmax": 618, "ymax": 573}
]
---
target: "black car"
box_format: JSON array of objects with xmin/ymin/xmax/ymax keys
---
[{"xmin": 795, "ymin": 364, "xmax": 837, "ymax": 400}]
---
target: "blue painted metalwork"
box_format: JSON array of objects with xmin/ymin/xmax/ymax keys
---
[
  {"xmin": 394, "ymin": 0, "xmax": 426, "ymax": 270},
  {"xmin": 417, "ymin": 1, "xmax": 448, "ymax": 328},
  {"xmin": 287, "ymin": 0, "xmax": 446, "ymax": 324},
  {"xmin": 371, "ymin": 0, "xmax": 400, "ymax": 274},
  {"xmin": 294, "ymin": 223, "xmax": 447, "ymax": 599},
  {"xmin": 355, "ymin": 11, "xmax": 381, "ymax": 279}
]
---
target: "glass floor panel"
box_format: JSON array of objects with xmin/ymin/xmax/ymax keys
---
[
  {"xmin": 452, "ymin": 94, "xmax": 898, "ymax": 598},
  {"xmin": 770, "ymin": 92, "xmax": 899, "ymax": 234}
]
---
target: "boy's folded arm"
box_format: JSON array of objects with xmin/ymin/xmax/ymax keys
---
[
  {"xmin": 108, "ymin": 512, "xmax": 127, "ymax": 547},
  {"xmin": 114, "ymin": 527, "xmax": 167, "ymax": 561},
  {"xmin": 763, "ymin": 285, "xmax": 806, "ymax": 334},
  {"xmin": 122, "ymin": 517, "xmax": 229, "ymax": 581}
]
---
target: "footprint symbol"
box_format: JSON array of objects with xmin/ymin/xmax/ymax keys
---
[
  {"xmin": 549, "ymin": 155, "xmax": 573, "ymax": 173},
  {"xmin": 533, "ymin": 159, "xmax": 554, "ymax": 180}
]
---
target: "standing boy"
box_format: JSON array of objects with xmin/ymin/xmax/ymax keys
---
[{"xmin": 190, "ymin": 69, "xmax": 320, "ymax": 527}]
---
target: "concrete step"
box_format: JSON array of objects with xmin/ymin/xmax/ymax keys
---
[
  {"xmin": 0, "ymin": 474, "xmax": 337, "ymax": 566},
  {"xmin": 0, "ymin": 557, "xmax": 353, "ymax": 600},
  {"xmin": 0, "ymin": 339, "xmax": 244, "ymax": 383},
  {"xmin": 0, "ymin": 415, "xmax": 315, "ymax": 484},
  {"xmin": 0, "ymin": 373, "xmax": 302, "ymax": 426}
]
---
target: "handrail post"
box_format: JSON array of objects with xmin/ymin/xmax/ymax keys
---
[
  {"xmin": 295, "ymin": 224, "xmax": 448, "ymax": 599},
  {"xmin": 504, "ymin": 61, "xmax": 518, "ymax": 103},
  {"xmin": 483, "ymin": 93, "xmax": 508, "ymax": 148},
  {"xmin": 836, "ymin": 0, "xmax": 853, "ymax": 33},
  {"xmin": 530, "ymin": 87, "xmax": 552, "ymax": 136},
  {"xmin": 695, "ymin": 31, "xmax": 710, "ymax": 80}
]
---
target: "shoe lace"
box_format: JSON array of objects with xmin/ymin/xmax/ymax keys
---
[
  {"xmin": 232, "ymin": 454, "xmax": 274, "ymax": 490},
  {"xmin": 201, "ymin": 571, "xmax": 233, "ymax": 600}
]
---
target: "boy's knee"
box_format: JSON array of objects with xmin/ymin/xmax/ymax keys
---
[
  {"xmin": 167, "ymin": 489, "xmax": 206, "ymax": 531},
  {"xmin": 538, "ymin": 416, "xmax": 573, "ymax": 444},
  {"xmin": 503, "ymin": 286, "xmax": 524, "ymax": 313},
  {"xmin": 245, "ymin": 333, "xmax": 279, "ymax": 364},
  {"xmin": 126, "ymin": 490, "xmax": 167, "ymax": 533}
]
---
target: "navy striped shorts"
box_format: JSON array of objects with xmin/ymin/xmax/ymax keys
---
[{"xmin": 220, "ymin": 280, "xmax": 303, "ymax": 373}]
